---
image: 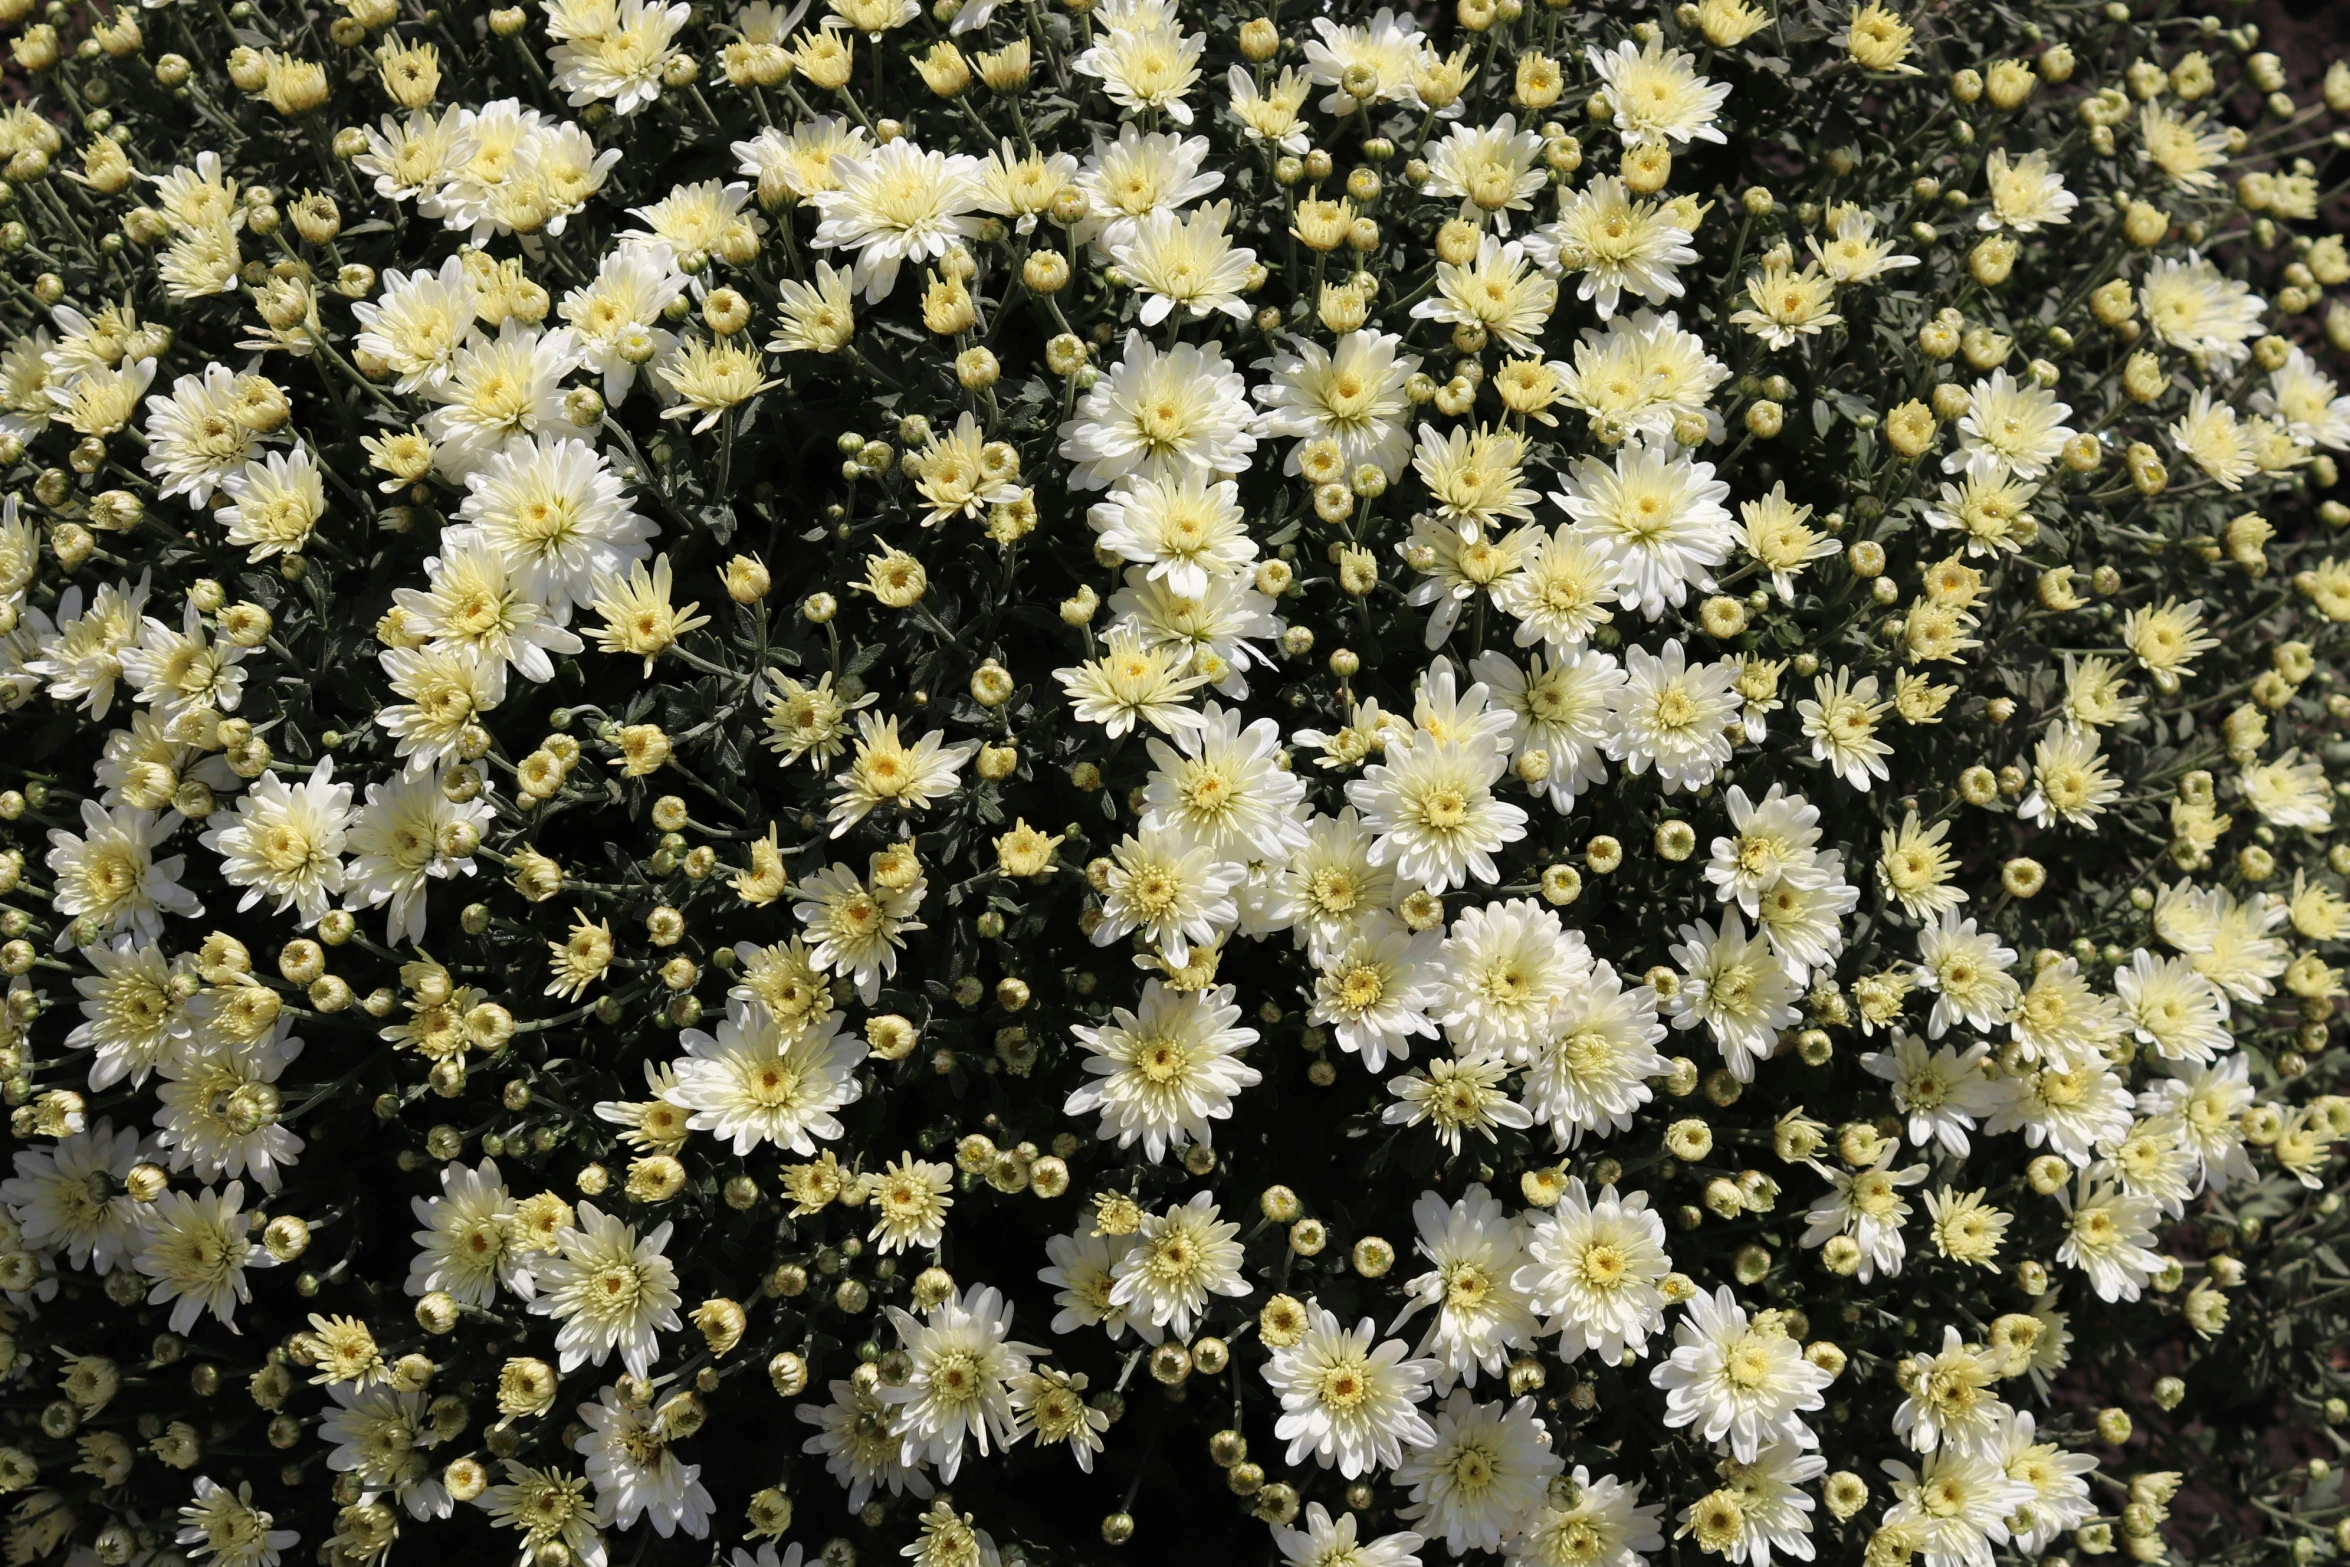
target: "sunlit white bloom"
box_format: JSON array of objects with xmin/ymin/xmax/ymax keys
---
[
  {"xmin": 46, "ymin": 799, "xmax": 201, "ymax": 948},
  {"xmin": 406, "ymin": 1158, "xmax": 533, "ymax": 1307},
  {"xmin": 1393, "ymin": 1392, "xmax": 1562, "ymax": 1555},
  {"xmin": 1313, "ymin": 919, "xmax": 1445, "ymax": 1072},
  {"xmin": 1517, "ymin": 1180, "xmax": 1672, "ymax": 1364},
  {"xmin": 1348, "ymin": 732, "xmax": 1527, "ymax": 893},
  {"xmin": 1254, "ymin": 330, "xmax": 1421, "ymax": 482},
  {"xmin": 528, "ymin": 1201, "xmax": 682, "ymax": 1378},
  {"xmin": 1263, "ymin": 1305, "xmax": 1438, "ymax": 1478},
  {"xmin": 1393, "ymin": 1184, "xmax": 1539, "ymax": 1390},
  {"xmin": 198, "ymin": 759, "xmax": 354, "ymax": 928},
  {"xmin": 1059, "ymin": 333, "xmax": 1258, "ymax": 490},
  {"xmin": 1913, "ymin": 912, "xmax": 2021, "ymax": 1038},
  {"xmin": 807, "ymin": 139, "xmax": 986, "ymax": 302},
  {"xmin": 1610, "ymin": 640, "xmax": 1741, "ymax": 794},
  {"xmin": 1650, "ymin": 1286, "xmax": 1831, "ymax": 1461},
  {"xmin": 666, "ymin": 1000, "xmax": 863, "ymax": 1155},
  {"xmin": 877, "ymin": 1285, "xmax": 1041, "ymax": 1482},
  {"xmin": 1, "ymin": 1119, "xmax": 147, "ymax": 1274},
  {"xmin": 575, "ymin": 1383, "xmax": 713, "ymax": 1540},
  {"xmin": 1668, "ymin": 913, "xmax": 1800, "ymax": 1081},
  {"xmin": 1107, "ymin": 1191, "xmax": 1250, "ymax": 1340},
  {"xmin": 1860, "ymin": 1034, "xmax": 1999, "ymax": 1156},
  {"xmin": 2055, "ymin": 1174, "xmax": 2163, "ymax": 1303},
  {"xmin": 1799, "ymin": 1150, "xmax": 1927, "ymax": 1284},
  {"xmin": 1065, "ymin": 980, "xmax": 1261, "ymax": 1161}
]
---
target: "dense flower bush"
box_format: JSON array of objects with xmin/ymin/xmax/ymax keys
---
[{"xmin": 5, "ymin": 0, "xmax": 2350, "ymax": 1562}]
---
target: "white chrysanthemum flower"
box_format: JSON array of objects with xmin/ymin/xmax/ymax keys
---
[
  {"xmin": 198, "ymin": 758, "xmax": 353, "ymax": 928},
  {"xmin": 1059, "ymin": 333, "xmax": 1258, "ymax": 490},
  {"xmin": 1394, "ymin": 1391, "xmax": 1562, "ymax": 1555},
  {"xmin": 153, "ymin": 1021, "xmax": 305, "ymax": 1190},
  {"xmin": 1985, "ymin": 1408, "xmax": 2099, "ymax": 1557},
  {"xmin": 1704, "ymin": 784, "xmax": 1828, "ymax": 918},
  {"xmin": 343, "ymin": 767, "xmax": 495, "ymax": 948},
  {"xmin": 550, "ymin": 0, "xmax": 691, "ymax": 113},
  {"xmin": 1492, "ymin": 530, "xmax": 1627, "ymax": 656},
  {"xmin": 119, "ymin": 603, "xmax": 248, "ymax": 720},
  {"xmin": 1264, "ymin": 1305, "xmax": 1438, "ymax": 1478},
  {"xmin": 1609, "ymin": 640, "xmax": 1741, "ymax": 794},
  {"xmin": 1107, "ymin": 1191, "xmax": 1250, "ymax": 1340},
  {"xmin": 1797, "ymin": 667, "xmax": 1893, "ymax": 791},
  {"xmin": 1859, "ymin": 1034, "xmax": 1999, "ymax": 1156},
  {"xmin": 423, "ymin": 323, "xmax": 584, "ymax": 476},
  {"xmin": 1072, "ymin": 5, "xmax": 1207, "ymax": 123},
  {"xmin": 827, "ymin": 713, "xmax": 977, "ymax": 837},
  {"xmin": 575, "ymin": 1383, "xmax": 713, "ymax": 1540},
  {"xmin": 1755, "ymin": 858, "xmax": 1858, "ymax": 986},
  {"xmin": 1254, "ymin": 329, "xmax": 1421, "ymax": 482},
  {"xmin": 318, "ymin": 1383, "xmax": 452, "ymax": 1522},
  {"xmin": 1411, "ymin": 235, "xmax": 1558, "ymax": 356},
  {"xmin": 1517, "ymin": 962, "xmax": 1667, "ymax": 1148},
  {"xmin": 1110, "ymin": 566, "xmax": 1285, "ymax": 700},
  {"xmin": 458, "ymin": 435, "xmax": 655, "ymax": 617},
  {"xmin": 1065, "ymin": 980, "xmax": 1261, "ymax": 1160},
  {"xmin": 1056, "ymin": 623, "xmax": 1215, "ymax": 739},
  {"xmin": 375, "ymin": 642, "xmax": 508, "ymax": 775},
  {"xmin": 865, "ymin": 1153, "xmax": 953, "ymax": 1256},
  {"xmin": 1347, "ymin": 732, "xmax": 1526, "ymax": 894},
  {"xmin": 1517, "ymin": 1180, "xmax": 1672, "ymax": 1363},
  {"xmin": 2139, "ymin": 252, "xmax": 2265, "ymax": 371},
  {"xmin": 68, "ymin": 937, "xmax": 191, "ymax": 1091},
  {"xmin": 1141, "ymin": 701, "xmax": 1308, "ymax": 861},
  {"xmin": 1, "ymin": 1119, "xmax": 146, "ymax": 1274},
  {"xmin": 2254, "ymin": 346, "xmax": 2350, "ymax": 450},
  {"xmin": 1799, "ymin": 1149, "xmax": 1927, "ymax": 1283},
  {"xmin": 1946, "ymin": 369, "xmax": 2075, "ymax": 480},
  {"xmin": 177, "ymin": 1475, "xmax": 300, "ymax": 1567},
  {"xmin": 528, "ymin": 1201, "xmax": 683, "ymax": 1378},
  {"xmin": 2106, "ymin": 1113, "xmax": 2200, "ymax": 1217},
  {"xmin": 665, "ymin": 1000, "xmax": 863, "ymax": 1155},
  {"xmin": 1470, "ymin": 648, "xmax": 1624, "ymax": 811},
  {"xmin": 396, "ymin": 524, "xmax": 584, "ymax": 684},
  {"xmin": 1507, "ymin": 1467, "xmax": 1665, "ymax": 1567},
  {"xmin": 28, "ymin": 571, "xmax": 148, "ymax": 719},
  {"xmin": 1913, "ymin": 912, "xmax": 2021, "ymax": 1038},
  {"xmin": 1589, "ymin": 37, "xmax": 1729, "ymax": 146},
  {"xmin": 1558, "ymin": 309, "xmax": 1729, "ymax": 445},
  {"xmin": 1532, "ymin": 176, "xmax": 1699, "ymax": 320},
  {"xmin": 1110, "ymin": 200, "xmax": 1250, "ymax": 322},
  {"xmin": 791, "ymin": 861, "xmax": 925, "ymax": 1003},
  {"xmin": 560, "ymin": 241, "xmax": 688, "ymax": 403},
  {"xmin": 1437, "ymin": 897, "xmax": 1590, "ymax": 1054},
  {"xmin": 1280, "ymin": 808, "xmax": 1402, "ymax": 964},
  {"xmin": 2055, "ymin": 1174, "xmax": 2163, "ymax": 1303},
  {"xmin": 136, "ymin": 1181, "xmax": 274, "ymax": 1334},
  {"xmin": 406, "ymin": 1158, "xmax": 532, "ymax": 1307},
  {"xmin": 1094, "ymin": 821, "xmax": 1242, "ymax": 966},
  {"xmin": 352, "ymin": 255, "xmax": 481, "ymax": 393},
  {"xmin": 876, "ymin": 1284, "xmax": 1041, "ymax": 1483},
  {"xmin": 2240, "ymin": 749, "xmax": 2333, "ymax": 829},
  {"xmin": 1041, "ymin": 1228, "xmax": 1144, "ymax": 1341},
  {"xmin": 1072, "ymin": 125, "xmax": 1223, "ymax": 256},
  {"xmin": 1313, "ymin": 918, "xmax": 1445, "ymax": 1072},
  {"xmin": 1301, "ymin": 6, "xmax": 1429, "ymax": 113},
  {"xmin": 45, "ymin": 799, "xmax": 202, "ymax": 948},
  {"xmin": 1088, "ymin": 471, "xmax": 1256, "ymax": 599},
  {"xmin": 1385, "ymin": 1050, "xmax": 1535, "ymax": 1152},
  {"xmin": 1649, "ymin": 1286, "xmax": 1832, "ymax": 1461},
  {"xmin": 1394, "ymin": 1184, "xmax": 1539, "ymax": 1390},
  {"xmin": 2113, "ymin": 950, "xmax": 2232, "ymax": 1064},
  {"xmin": 1275, "ymin": 1504, "xmax": 1428, "ymax": 1567},
  {"xmin": 1983, "ymin": 1043, "xmax": 2135, "ymax": 1167},
  {"xmin": 2140, "ymin": 1056, "xmax": 2257, "ymax": 1192},
  {"xmin": 1422, "ymin": 114, "xmax": 1547, "ymax": 232},
  {"xmin": 1881, "ymin": 1444, "xmax": 2032, "ymax": 1567},
  {"xmin": 1667, "ymin": 912, "xmax": 1800, "ymax": 1081},
  {"xmin": 1980, "ymin": 148, "xmax": 2076, "ymax": 231},
  {"xmin": 796, "ymin": 1377, "xmax": 935, "ymax": 1511},
  {"xmin": 140, "ymin": 363, "xmax": 264, "ymax": 504},
  {"xmin": 805, "ymin": 138, "xmax": 985, "ymax": 302}
]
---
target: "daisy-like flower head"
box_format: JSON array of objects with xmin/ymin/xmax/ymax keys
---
[
  {"xmin": 2140, "ymin": 252, "xmax": 2265, "ymax": 371},
  {"xmin": 1589, "ymin": 37, "xmax": 1730, "ymax": 147},
  {"xmin": 806, "ymin": 137, "xmax": 986, "ymax": 302},
  {"xmin": 1859, "ymin": 1033, "xmax": 1999, "ymax": 1156},
  {"xmin": 876, "ymin": 1284, "xmax": 1042, "ymax": 1482},
  {"xmin": 1254, "ymin": 329, "xmax": 1421, "ymax": 483},
  {"xmin": 1394, "ymin": 1391, "xmax": 1563, "ymax": 1555},
  {"xmin": 1058, "ymin": 332, "xmax": 1258, "ymax": 491},
  {"xmin": 1312, "ymin": 917, "xmax": 1445, "ymax": 1073},
  {"xmin": 1394, "ymin": 1183, "xmax": 1540, "ymax": 1389},
  {"xmin": 198, "ymin": 758, "xmax": 353, "ymax": 929},
  {"xmin": 406, "ymin": 1157, "xmax": 532, "ymax": 1307},
  {"xmin": 1276, "ymin": 1505, "xmax": 1428, "ymax": 1567},
  {"xmin": 1141, "ymin": 700, "xmax": 1309, "ymax": 861},
  {"xmin": 458, "ymin": 434, "xmax": 655, "ymax": 616},
  {"xmin": 1410, "ymin": 235, "xmax": 1558, "ymax": 357},
  {"xmin": 527, "ymin": 1200, "xmax": 682, "ymax": 1379},
  {"xmin": 1913, "ymin": 911, "xmax": 2021, "ymax": 1039},
  {"xmin": 1797, "ymin": 668, "xmax": 1893, "ymax": 791},
  {"xmin": 1065, "ymin": 979, "xmax": 1261, "ymax": 1160},
  {"xmin": 1264, "ymin": 1304, "xmax": 1438, "ymax": 1478},
  {"xmin": 1609, "ymin": 639, "xmax": 1742, "ymax": 794},
  {"xmin": 827, "ymin": 712, "xmax": 977, "ymax": 837},
  {"xmin": 1, "ymin": 1119, "xmax": 147, "ymax": 1274},
  {"xmin": 136, "ymin": 1180, "xmax": 275, "ymax": 1334},
  {"xmin": 790, "ymin": 859, "xmax": 925, "ymax": 1004},
  {"xmin": 1551, "ymin": 440, "xmax": 1735, "ymax": 619},
  {"xmin": 1106, "ymin": 1190, "xmax": 1251, "ymax": 1340},
  {"xmin": 1056, "ymin": 624, "xmax": 1214, "ymax": 738},
  {"xmin": 1649, "ymin": 1285, "xmax": 1832, "ymax": 1461},
  {"xmin": 664, "ymin": 999, "xmax": 864, "ymax": 1155},
  {"xmin": 1346, "ymin": 731, "xmax": 1528, "ymax": 894},
  {"xmin": 1946, "ymin": 370, "xmax": 2075, "ymax": 481},
  {"xmin": 1517, "ymin": 1179, "xmax": 1673, "ymax": 1363},
  {"xmin": 1422, "ymin": 114, "xmax": 1547, "ymax": 232},
  {"xmin": 1072, "ymin": 5, "xmax": 1207, "ymax": 124},
  {"xmin": 2018, "ymin": 724, "xmax": 2122, "ymax": 829},
  {"xmin": 1981, "ymin": 148, "xmax": 2076, "ymax": 231},
  {"xmin": 46, "ymin": 798, "xmax": 202, "ymax": 948},
  {"xmin": 1511, "ymin": 1467, "xmax": 1666, "ymax": 1567},
  {"xmin": 1668, "ymin": 911, "xmax": 1802, "ymax": 1082},
  {"xmin": 1089, "ymin": 471, "xmax": 1256, "ymax": 599},
  {"xmin": 1437, "ymin": 896, "xmax": 1591, "ymax": 1055}
]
